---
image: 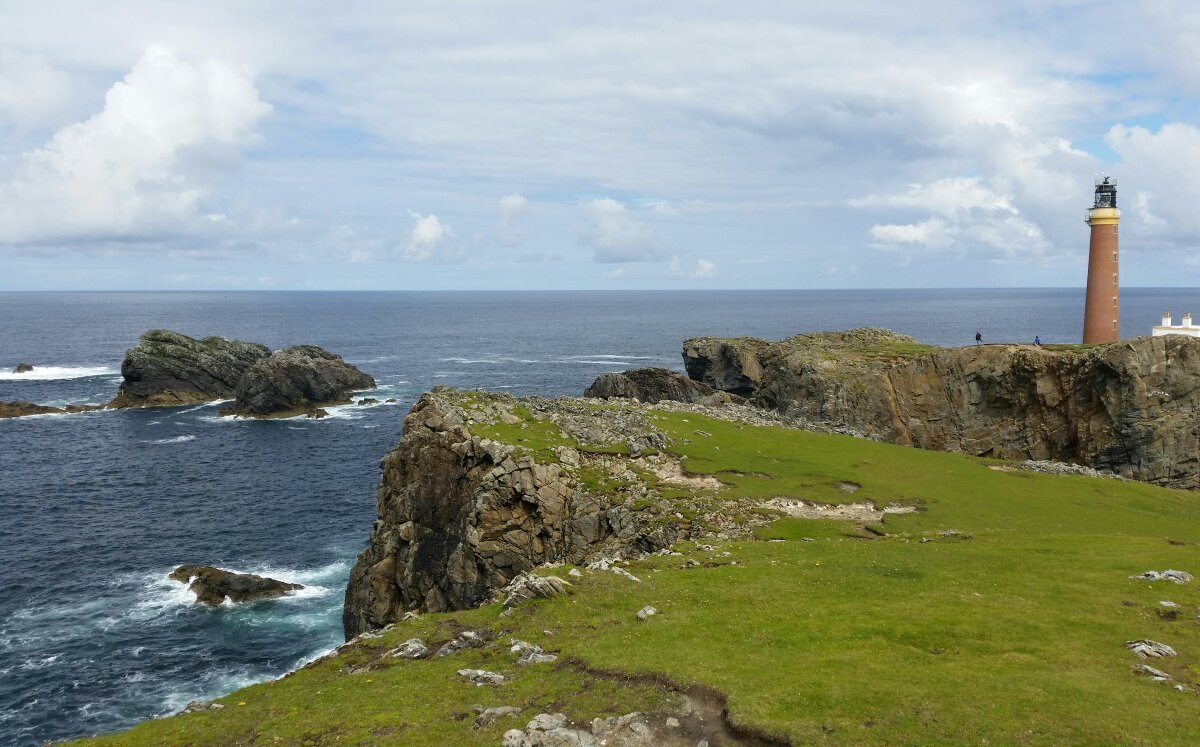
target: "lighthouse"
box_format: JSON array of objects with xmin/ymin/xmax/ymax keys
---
[{"xmin": 1082, "ymin": 175, "xmax": 1120, "ymax": 343}]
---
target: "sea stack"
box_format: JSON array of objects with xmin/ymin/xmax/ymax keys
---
[{"xmin": 1082, "ymin": 174, "xmax": 1120, "ymax": 344}]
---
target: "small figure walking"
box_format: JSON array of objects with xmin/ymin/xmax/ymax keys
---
[
  {"xmin": 975, "ymin": 331, "xmax": 982, "ymax": 345},
  {"xmin": 1034, "ymin": 336, "xmax": 1042, "ymax": 346}
]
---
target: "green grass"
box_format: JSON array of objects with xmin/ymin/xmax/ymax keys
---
[{"xmin": 76, "ymin": 401, "xmax": 1200, "ymax": 746}]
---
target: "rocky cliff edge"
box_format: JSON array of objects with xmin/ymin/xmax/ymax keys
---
[
  {"xmin": 681, "ymin": 328, "xmax": 1200, "ymax": 489},
  {"xmin": 342, "ymin": 388, "xmax": 778, "ymax": 638}
]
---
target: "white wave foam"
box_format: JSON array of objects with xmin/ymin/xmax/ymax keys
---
[
  {"xmin": 0, "ymin": 365, "xmax": 117, "ymax": 381},
  {"xmin": 570, "ymin": 354, "xmax": 655, "ymax": 359},
  {"xmin": 144, "ymin": 435, "xmax": 196, "ymax": 445},
  {"xmin": 571, "ymin": 360, "xmax": 639, "ymax": 366}
]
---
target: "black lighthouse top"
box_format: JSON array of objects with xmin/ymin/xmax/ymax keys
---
[{"xmin": 1093, "ymin": 175, "xmax": 1117, "ymax": 209}]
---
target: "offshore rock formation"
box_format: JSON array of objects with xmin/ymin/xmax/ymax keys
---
[
  {"xmin": 106, "ymin": 329, "xmax": 373, "ymax": 417},
  {"xmin": 12, "ymin": 363, "xmax": 33, "ymax": 373},
  {"xmin": 0, "ymin": 400, "xmax": 102, "ymax": 419},
  {"xmin": 343, "ymin": 389, "xmax": 701, "ymax": 638},
  {"xmin": 584, "ymin": 366, "xmax": 741, "ymax": 405},
  {"xmin": 169, "ymin": 565, "xmax": 303, "ymax": 606},
  {"xmin": 108, "ymin": 329, "xmax": 270, "ymax": 408},
  {"xmin": 682, "ymin": 328, "xmax": 1200, "ymax": 489},
  {"xmin": 220, "ymin": 345, "xmax": 376, "ymax": 418}
]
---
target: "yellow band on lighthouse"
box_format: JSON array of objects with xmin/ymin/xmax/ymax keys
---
[{"xmin": 1088, "ymin": 207, "xmax": 1121, "ymax": 225}]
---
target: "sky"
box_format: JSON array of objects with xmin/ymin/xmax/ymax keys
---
[{"xmin": 1, "ymin": 1, "xmax": 1198, "ymax": 291}]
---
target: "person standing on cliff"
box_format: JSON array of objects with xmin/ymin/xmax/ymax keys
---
[
  {"xmin": 1034, "ymin": 336, "xmax": 1042, "ymax": 346},
  {"xmin": 975, "ymin": 331, "xmax": 982, "ymax": 345}
]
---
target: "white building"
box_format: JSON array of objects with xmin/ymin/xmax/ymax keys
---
[{"xmin": 1152, "ymin": 312, "xmax": 1200, "ymax": 338}]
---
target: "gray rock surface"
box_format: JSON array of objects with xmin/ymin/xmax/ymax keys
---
[
  {"xmin": 683, "ymin": 328, "xmax": 1200, "ymax": 488},
  {"xmin": 1130, "ymin": 570, "xmax": 1193, "ymax": 584},
  {"xmin": 109, "ymin": 329, "xmax": 270, "ymax": 408},
  {"xmin": 1126, "ymin": 639, "xmax": 1177, "ymax": 658},
  {"xmin": 168, "ymin": 565, "xmax": 303, "ymax": 606},
  {"xmin": 457, "ymin": 668, "xmax": 506, "ymax": 686},
  {"xmin": 387, "ymin": 638, "xmax": 430, "ymax": 659},
  {"xmin": 222, "ymin": 345, "xmax": 375, "ymax": 418},
  {"xmin": 12, "ymin": 362, "xmax": 33, "ymax": 373},
  {"xmin": 501, "ymin": 573, "xmax": 572, "ymax": 607},
  {"xmin": 585, "ymin": 367, "xmax": 737, "ymax": 405}
]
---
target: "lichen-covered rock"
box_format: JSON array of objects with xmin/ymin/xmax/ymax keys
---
[
  {"xmin": 342, "ymin": 391, "xmax": 690, "ymax": 639},
  {"xmin": 109, "ymin": 329, "xmax": 271, "ymax": 408},
  {"xmin": 683, "ymin": 329, "xmax": 1200, "ymax": 489},
  {"xmin": 168, "ymin": 565, "xmax": 303, "ymax": 606},
  {"xmin": 585, "ymin": 367, "xmax": 730, "ymax": 405}
]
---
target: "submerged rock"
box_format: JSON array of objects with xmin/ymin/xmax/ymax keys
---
[
  {"xmin": 12, "ymin": 362, "xmax": 33, "ymax": 373},
  {"xmin": 109, "ymin": 330, "xmax": 271, "ymax": 409},
  {"xmin": 221, "ymin": 345, "xmax": 375, "ymax": 418},
  {"xmin": 0, "ymin": 400, "xmax": 103, "ymax": 419},
  {"xmin": 168, "ymin": 565, "xmax": 303, "ymax": 606}
]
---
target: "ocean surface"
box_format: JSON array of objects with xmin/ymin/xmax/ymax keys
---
[{"xmin": 1, "ymin": 288, "xmax": 1197, "ymax": 744}]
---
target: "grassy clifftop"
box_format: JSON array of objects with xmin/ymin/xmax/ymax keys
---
[{"xmin": 78, "ymin": 392, "xmax": 1200, "ymax": 745}]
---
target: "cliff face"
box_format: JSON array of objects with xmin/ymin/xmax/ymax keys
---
[
  {"xmin": 342, "ymin": 390, "xmax": 687, "ymax": 638},
  {"xmin": 683, "ymin": 329, "xmax": 1200, "ymax": 488}
]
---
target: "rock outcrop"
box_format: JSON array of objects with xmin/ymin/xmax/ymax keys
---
[
  {"xmin": 108, "ymin": 330, "xmax": 271, "ymax": 408},
  {"xmin": 168, "ymin": 565, "xmax": 303, "ymax": 606},
  {"xmin": 0, "ymin": 401, "xmax": 103, "ymax": 419},
  {"xmin": 343, "ymin": 389, "xmax": 698, "ymax": 638},
  {"xmin": 584, "ymin": 367, "xmax": 740, "ymax": 405},
  {"xmin": 12, "ymin": 362, "xmax": 33, "ymax": 373},
  {"xmin": 682, "ymin": 329, "xmax": 1200, "ymax": 489},
  {"xmin": 221, "ymin": 345, "xmax": 375, "ymax": 418},
  {"xmin": 104, "ymin": 330, "xmax": 373, "ymax": 417}
]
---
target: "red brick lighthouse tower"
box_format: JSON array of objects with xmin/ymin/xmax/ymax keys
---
[{"xmin": 1082, "ymin": 175, "xmax": 1120, "ymax": 343}]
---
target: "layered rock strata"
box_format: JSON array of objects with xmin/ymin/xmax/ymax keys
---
[
  {"xmin": 682, "ymin": 328, "xmax": 1200, "ymax": 489},
  {"xmin": 343, "ymin": 390, "xmax": 697, "ymax": 638}
]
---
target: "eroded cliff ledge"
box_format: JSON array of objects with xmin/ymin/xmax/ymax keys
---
[
  {"xmin": 342, "ymin": 389, "xmax": 775, "ymax": 638},
  {"xmin": 681, "ymin": 328, "xmax": 1200, "ymax": 489}
]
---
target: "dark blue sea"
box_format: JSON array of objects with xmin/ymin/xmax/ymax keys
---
[{"xmin": 1, "ymin": 289, "xmax": 1196, "ymax": 744}]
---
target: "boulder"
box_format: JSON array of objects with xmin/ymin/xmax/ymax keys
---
[
  {"xmin": 12, "ymin": 362, "xmax": 33, "ymax": 373},
  {"xmin": 584, "ymin": 367, "xmax": 728, "ymax": 404},
  {"xmin": 109, "ymin": 330, "xmax": 270, "ymax": 408},
  {"xmin": 168, "ymin": 565, "xmax": 303, "ymax": 606},
  {"xmin": 221, "ymin": 345, "xmax": 375, "ymax": 418}
]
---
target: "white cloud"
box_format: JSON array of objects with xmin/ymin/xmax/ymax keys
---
[
  {"xmin": 669, "ymin": 255, "xmax": 717, "ymax": 280},
  {"xmin": 497, "ymin": 192, "xmax": 529, "ymax": 245},
  {"xmin": 0, "ymin": 48, "xmax": 74, "ymax": 130},
  {"xmin": 580, "ymin": 197, "xmax": 665, "ymax": 262},
  {"xmin": 1106, "ymin": 123, "xmax": 1200, "ymax": 244},
  {"xmin": 0, "ymin": 47, "xmax": 269, "ymax": 246},
  {"xmin": 853, "ymin": 178, "xmax": 1015, "ymax": 216},
  {"xmin": 401, "ymin": 211, "xmax": 454, "ymax": 261}
]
